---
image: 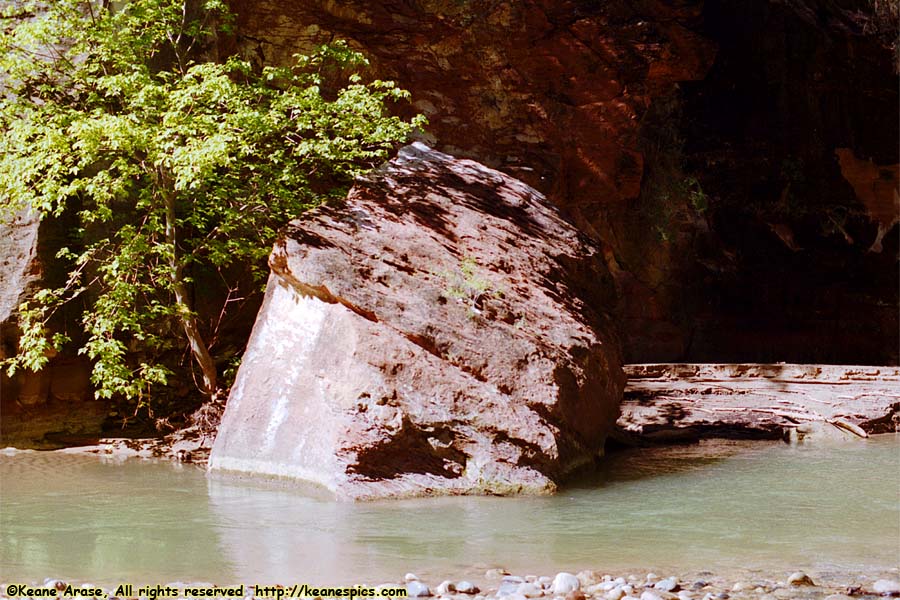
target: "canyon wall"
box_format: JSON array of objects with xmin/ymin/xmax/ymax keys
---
[
  {"xmin": 227, "ymin": 0, "xmax": 899, "ymax": 364},
  {"xmin": 0, "ymin": 211, "xmax": 104, "ymax": 447},
  {"xmin": 2, "ymin": 0, "xmax": 896, "ymax": 449}
]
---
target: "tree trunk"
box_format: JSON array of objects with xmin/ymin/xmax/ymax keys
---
[{"xmin": 164, "ymin": 190, "xmax": 217, "ymax": 396}]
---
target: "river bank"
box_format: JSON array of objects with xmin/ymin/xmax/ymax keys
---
[
  {"xmin": 3, "ymin": 363, "xmax": 897, "ymax": 470},
  {"xmin": 4, "ymin": 568, "xmax": 900, "ymax": 600},
  {"xmin": 33, "ymin": 363, "xmax": 898, "ymax": 470}
]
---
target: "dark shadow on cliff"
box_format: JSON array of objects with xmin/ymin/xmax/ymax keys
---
[{"xmin": 670, "ymin": 0, "xmax": 900, "ymax": 365}]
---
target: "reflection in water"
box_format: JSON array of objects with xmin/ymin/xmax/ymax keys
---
[
  {"xmin": 2, "ymin": 436, "xmax": 898, "ymax": 585},
  {"xmin": 0, "ymin": 453, "xmax": 231, "ymax": 584}
]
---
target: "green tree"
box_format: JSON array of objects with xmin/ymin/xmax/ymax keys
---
[{"xmin": 0, "ymin": 0, "xmax": 424, "ymax": 405}]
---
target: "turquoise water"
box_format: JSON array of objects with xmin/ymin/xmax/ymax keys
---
[{"xmin": 1, "ymin": 435, "xmax": 898, "ymax": 586}]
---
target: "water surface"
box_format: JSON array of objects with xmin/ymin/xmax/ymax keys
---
[{"xmin": 1, "ymin": 435, "xmax": 898, "ymax": 585}]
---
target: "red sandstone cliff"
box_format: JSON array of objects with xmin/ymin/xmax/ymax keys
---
[{"xmin": 226, "ymin": 0, "xmax": 898, "ymax": 364}]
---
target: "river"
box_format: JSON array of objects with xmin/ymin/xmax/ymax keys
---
[{"xmin": 1, "ymin": 435, "xmax": 897, "ymax": 586}]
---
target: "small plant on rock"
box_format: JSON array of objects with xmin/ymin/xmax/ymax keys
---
[{"xmin": 438, "ymin": 257, "xmax": 502, "ymax": 317}]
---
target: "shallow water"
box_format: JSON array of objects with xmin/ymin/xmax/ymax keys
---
[{"xmin": 1, "ymin": 435, "xmax": 898, "ymax": 586}]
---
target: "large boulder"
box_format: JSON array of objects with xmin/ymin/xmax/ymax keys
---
[{"xmin": 209, "ymin": 143, "xmax": 624, "ymax": 499}]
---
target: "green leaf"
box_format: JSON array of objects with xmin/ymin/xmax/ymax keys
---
[{"xmin": 0, "ymin": 0, "xmax": 425, "ymax": 406}]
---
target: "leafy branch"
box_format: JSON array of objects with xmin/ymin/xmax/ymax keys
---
[{"xmin": 0, "ymin": 0, "xmax": 426, "ymax": 406}]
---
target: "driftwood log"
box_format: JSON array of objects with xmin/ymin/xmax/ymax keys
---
[{"xmin": 616, "ymin": 364, "xmax": 900, "ymax": 443}]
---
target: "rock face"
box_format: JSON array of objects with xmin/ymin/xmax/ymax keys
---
[
  {"xmin": 834, "ymin": 148, "xmax": 900, "ymax": 253},
  {"xmin": 209, "ymin": 143, "xmax": 624, "ymax": 499},
  {"xmin": 676, "ymin": 0, "xmax": 899, "ymax": 365},
  {"xmin": 0, "ymin": 208, "xmax": 41, "ymax": 324},
  {"xmin": 226, "ymin": 0, "xmax": 714, "ymax": 204},
  {"xmin": 0, "ymin": 209, "xmax": 104, "ymax": 448},
  {"xmin": 225, "ymin": 0, "xmax": 719, "ymax": 362},
  {"xmin": 617, "ymin": 364, "xmax": 900, "ymax": 443},
  {"xmin": 228, "ymin": 0, "xmax": 899, "ymax": 365}
]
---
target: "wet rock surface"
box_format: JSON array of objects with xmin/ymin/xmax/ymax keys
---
[{"xmin": 209, "ymin": 143, "xmax": 624, "ymax": 499}]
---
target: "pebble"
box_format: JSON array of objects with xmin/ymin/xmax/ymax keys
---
[
  {"xmin": 406, "ymin": 581, "xmax": 432, "ymax": 598},
  {"xmin": 498, "ymin": 577, "xmax": 527, "ymax": 597},
  {"xmin": 787, "ymin": 572, "xmax": 815, "ymax": 587},
  {"xmin": 690, "ymin": 582, "xmax": 708, "ymax": 591},
  {"xmin": 516, "ymin": 583, "xmax": 543, "ymax": 598},
  {"xmin": 457, "ymin": 581, "xmax": 480, "ymax": 595},
  {"xmin": 552, "ymin": 573, "xmax": 581, "ymax": 595},
  {"xmin": 654, "ymin": 578, "xmax": 679, "ymax": 593},
  {"xmin": 604, "ymin": 589, "xmax": 625, "ymax": 600},
  {"xmin": 436, "ymin": 581, "xmax": 456, "ymax": 595},
  {"xmin": 874, "ymin": 580, "xmax": 900, "ymax": 596},
  {"xmin": 12, "ymin": 569, "xmax": 898, "ymax": 600}
]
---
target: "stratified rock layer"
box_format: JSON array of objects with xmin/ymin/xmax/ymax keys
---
[
  {"xmin": 618, "ymin": 364, "xmax": 900, "ymax": 442},
  {"xmin": 209, "ymin": 144, "xmax": 624, "ymax": 499}
]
